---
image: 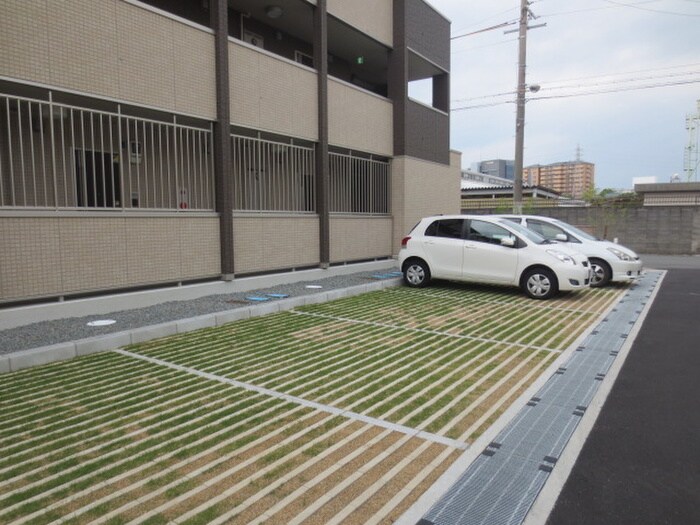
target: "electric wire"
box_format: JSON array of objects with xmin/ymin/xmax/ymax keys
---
[
  {"xmin": 602, "ymin": 0, "xmax": 700, "ymax": 16},
  {"xmin": 451, "ymin": 77, "xmax": 700, "ymax": 112}
]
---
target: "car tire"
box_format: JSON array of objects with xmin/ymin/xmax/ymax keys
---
[
  {"xmin": 589, "ymin": 258, "xmax": 612, "ymax": 288},
  {"xmin": 403, "ymin": 259, "xmax": 431, "ymax": 288},
  {"xmin": 522, "ymin": 267, "xmax": 558, "ymax": 300}
]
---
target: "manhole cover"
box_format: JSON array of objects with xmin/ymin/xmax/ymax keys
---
[{"xmin": 87, "ymin": 319, "xmax": 116, "ymax": 327}]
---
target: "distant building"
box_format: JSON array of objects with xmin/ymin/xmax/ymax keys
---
[
  {"xmin": 635, "ymin": 182, "xmax": 700, "ymax": 206},
  {"xmin": 524, "ymin": 161, "xmax": 595, "ymax": 199},
  {"xmin": 461, "ymin": 169, "xmax": 566, "ymax": 209},
  {"xmin": 476, "ymin": 159, "xmax": 515, "ymax": 181},
  {"xmin": 461, "ymin": 169, "xmax": 512, "ymax": 188}
]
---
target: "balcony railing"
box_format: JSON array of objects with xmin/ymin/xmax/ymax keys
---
[{"xmin": 0, "ymin": 93, "xmax": 215, "ymax": 211}]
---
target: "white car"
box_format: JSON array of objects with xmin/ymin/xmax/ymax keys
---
[
  {"xmin": 495, "ymin": 215, "xmax": 643, "ymax": 287},
  {"xmin": 398, "ymin": 215, "xmax": 591, "ymax": 300}
]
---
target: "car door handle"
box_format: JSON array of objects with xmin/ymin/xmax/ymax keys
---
[{"xmin": 464, "ymin": 243, "xmax": 477, "ymax": 249}]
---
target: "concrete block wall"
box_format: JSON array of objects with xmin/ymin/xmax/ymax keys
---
[
  {"xmin": 468, "ymin": 206, "xmax": 700, "ymax": 255},
  {"xmin": 0, "ymin": 214, "xmax": 221, "ymax": 302},
  {"xmin": 0, "ymin": 0, "xmax": 216, "ymax": 119},
  {"xmin": 232, "ymin": 214, "xmax": 320, "ymax": 273},
  {"xmin": 329, "ymin": 215, "xmax": 393, "ymax": 262}
]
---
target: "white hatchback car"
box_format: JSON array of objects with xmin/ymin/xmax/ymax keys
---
[
  {"xmin": 398, "ymin": 215, "xmax": 591, "ymax": 300},
  {"xmin": 496, "ymin": 215, "xmax": 643, "ymax": 287}
]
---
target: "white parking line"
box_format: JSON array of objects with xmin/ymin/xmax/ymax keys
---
[
  {"xmin": 291, "ymin": 310, "xmax": 560, "ymax": 354},
  {"xmin": 114, "ymin": 349, "xmax": 469, "ymax": 450}
]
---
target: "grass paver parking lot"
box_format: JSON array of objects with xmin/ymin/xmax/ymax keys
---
[{"xmin": 0, "ymin": 282, "xmax": 626, "ymax": 524}]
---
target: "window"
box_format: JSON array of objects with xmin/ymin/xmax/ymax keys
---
[
  {"xmin": 294, "ymin": 51, "xmax": 314, "ymax": 68},
  {"xmin": 243, "ymin": 30, "xmax": 264, "ymax": 49},
  {"xmin": 425, "ymin": 219, "xmax": 465, "ymax": 239},
  {"xmin": 528, "ymin": 220, "xmax": 567, "ymax": 241},
  {"xmin": 468, "ymin": 220, "xmax": 514, "ymax": 245},
  {"xmin": 74, "ymin": 150, "xmax": 121, "ymax": 208}
]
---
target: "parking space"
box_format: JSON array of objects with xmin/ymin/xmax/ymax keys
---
[{"xmin": 0, "ymin": 282, "xmax": 625, "ymax": 524}]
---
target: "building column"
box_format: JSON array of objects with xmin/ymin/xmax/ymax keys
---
[
  {"xmin": 211, "ymin": 0, "xmax": 234, "ymax": 279},
  {"xmin": 388, "ymin": 0, "xmax": 407, "ymax": 158},
  {"xmin": 314, "ymin": 0, "xmax": 330, "ymax": 268}
]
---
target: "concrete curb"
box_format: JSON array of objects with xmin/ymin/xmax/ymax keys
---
[{"xmin": 1, "ymin": 278, "xmax": 402, "ymax": 374}]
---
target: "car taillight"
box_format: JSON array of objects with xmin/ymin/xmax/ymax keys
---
[{"xmin": 401, "ymin": 236, "xmax": 411, "ymax": 247}]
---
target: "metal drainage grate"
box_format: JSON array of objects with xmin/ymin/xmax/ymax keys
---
[{"xmin": 419, "ymin": 271, "xmax": 662, "ymax": 525}]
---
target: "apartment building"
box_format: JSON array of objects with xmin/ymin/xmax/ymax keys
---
[
  {"xmin": 0, "ymin": 0, "xmax": 460, "ymax": 304},
  {"xmin": 524, "ymin": 161, "xmax": 594, "ymax": 199}
]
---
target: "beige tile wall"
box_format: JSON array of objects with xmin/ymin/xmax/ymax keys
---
[
  {"xmin": 329, "ymin": 216, "xmax": 393, "ymax": 262},
  {"xmin": 0, "ymin": 215, "xmax": 220, "ymax": 302},
  {"xmin": 391, "ymin": 156, "xmax": 461, "ymax": 255},
  {"xmin": 328, "ymin": 79, "xmax": 393, "ymax": 156},
  {"xmin": 0, "ymin": 218, "xmax": 63, "ymax": 299},
  {"xmin": 0, "ymin": 0, "xmax": 216, "ymax": 119},
  {"xmin": 327, "ymin": 0, "xmax": 393, "ymax": 47},
  {"xmin": 0, "ymin": 1, "xmax": 51, "ymax": 87},
  {"xmin": 232, "ymin": 215, "xmax": 320, "ymax": 273},
  {"xmin": 229, "ymin": 42, "xmax": 318, "ymax": 141}
]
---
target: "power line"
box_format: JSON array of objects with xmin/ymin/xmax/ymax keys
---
[
  {"xmin": 536, "ymin": 62, "xmax": 700, "ymax": 85},
  {"xmin": 602, "ymin": 0, "xmax": 700, "ymax": 16},
  {"xmin": 452, "ymin": 64, "xmax": 700, "ymax": 104},
  {"xmin": 451, "ymin": 20, "xmax": 517, "ymax": 40},
  {"xmin": 450, "ymin": 77, "xmax": 700, "ymax": 111}
]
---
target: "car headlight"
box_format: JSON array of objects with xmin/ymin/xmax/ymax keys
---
[
  {"xmin": 607, "ymin": 247, "xmax": 633, "ymax": 261},
  {"xmin": 546, "ymin": 249, "xmax": 576, "ymax": 265}
]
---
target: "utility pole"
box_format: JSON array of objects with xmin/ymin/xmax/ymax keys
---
[
  {"xmin": 513, "ymin": 0, "xmax": 528, "ymax": 213},
  {"xmin": 512, "ymin": 0, "xmax": 543, "ymax": 213}
]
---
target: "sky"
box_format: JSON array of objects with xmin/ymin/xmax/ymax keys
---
[{"xmin": 413, "ymin": 0, "xmax": 700, "ymax": 190}]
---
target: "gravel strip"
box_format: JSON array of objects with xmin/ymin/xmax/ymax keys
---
[{"xmin": 0, "ymin": 271, "xmax": 403, "ymax": 355}]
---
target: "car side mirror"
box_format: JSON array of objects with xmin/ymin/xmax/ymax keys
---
[
  {"xmin": 555, "ymin": 233, "xmax": 568, "ymax": 242},
  {"xmin": 500, "ymin": 237, "xmax": 516, "ymax": 247}
]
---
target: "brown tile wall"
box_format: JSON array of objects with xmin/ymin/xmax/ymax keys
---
[
  {"xmin": 327, "ymin": 0, "xmax": 393, "ymax": 47},
  {"xmin": 391, "ymin": 156, "xmax": 461, "ymax": 254},
  {"xmin": 229, "ymin": 41, "xmax": 318, "ymax": 141},
  {"xmin": 232, "ymin": 215, "xmax": 320, "ymax": 273},
  {"xmin": 0, "ymin": 0, "xmax": 216, "ymax": 119},
  {"xmin": 328, "ymin": 79, "xmax": 393, "ymax": 156},
  {"xmin": 0, "ymin": 215, "xmax": 220, "ymax": 301},
  {"xmin": 329, "ymin": 216, "xmax": 393, "ymax": 262}
]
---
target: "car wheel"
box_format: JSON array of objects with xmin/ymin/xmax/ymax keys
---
[
  {"xmin": 522, "ymin": 267, "xmax": 558, "ymax": 300},
  {"xmin": 589, "ymin": 258, "xmax": 612, "ymax": 288},
  {"xmin": 403, "ymin": 259, "xmax": 430, "ymax": 288}
]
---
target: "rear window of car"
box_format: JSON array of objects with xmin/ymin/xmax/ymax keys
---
[{"xmin": 425, "ymin": 219, "xmax": 464, "ymax": 239}]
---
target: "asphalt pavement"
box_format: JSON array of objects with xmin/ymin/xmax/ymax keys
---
[{"xmin": 546, "ymin": 259, "xmax": 700, "ymax": 524}]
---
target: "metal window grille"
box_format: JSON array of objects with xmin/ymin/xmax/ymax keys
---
[
  {"xmin": 231, "ymin": 134, "xmax": 316, "ymax": 213},
  {"xmin": 329, "ymin": 152, "xmax": 390, "ymax": 214},
  {"xmin": 0, "ymin": 92, "xmax": 214, "ymax": 211}
]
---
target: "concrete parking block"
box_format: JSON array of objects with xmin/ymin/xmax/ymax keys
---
[
  {"xmin": 9, "ymin": 342, "xmax": 76, "ymax": 372},
  {"xmin": 215, "ymin": 308, "xmax": 251, "ymax": 326},
  {"xmin": 130, "ymin": 322, "xmax": 178, "ymax": 344},
  {"xmin": 303, "ymin": 292, "xmax": 330, "ymax": 305},
  {"xmin": 276, "ymin": 296, "xmax": 307, "ymax": 311},
  {"xmin": 364, "ymin": 281, "xmax": 385, "ymax": 292},
  {"xmin": 326, "ymin": 288, "xmax": 349, "ymax": 302},
  {"xmin": 0, "ymin": 355, "xmax": 9, "ymax": 374},
  {"xmin": 75, "ymin": 332, "xmax": 132, "ymax": 356},
  {"xmin": 249, "ymin": 302, "xmax": 281, "ymax": 318},
  {"xmin": 176, "ymin": 315, "xmax": 217, "ymax": 334}
]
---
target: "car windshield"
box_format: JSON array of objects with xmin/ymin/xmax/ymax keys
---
[
  {"xmin": 497, "ymin": 219, "xmax": 547, "ymax": 245},
  {"xmin": 551, "ymin": 219, "xmax": 599, "ymax": 241}
]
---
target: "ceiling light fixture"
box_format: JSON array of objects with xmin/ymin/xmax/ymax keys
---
[{"xmin": 265, "ymin": 5, "xmax": 283, "ymax": 19}]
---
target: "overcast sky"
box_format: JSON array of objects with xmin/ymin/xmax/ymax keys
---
[{"xmin": 417, "ymin": 0, "xmax": 700, "ymax": 190}]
